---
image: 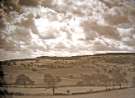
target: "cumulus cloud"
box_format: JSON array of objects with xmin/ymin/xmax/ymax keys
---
[{"xmin": 0, "ymin": 0, "xmax": 135, "ymax": 60}]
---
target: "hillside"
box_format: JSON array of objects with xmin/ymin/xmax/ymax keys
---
[{"xmin": 1, "ymin": 53, "xmax": 135, "ymax": 88}]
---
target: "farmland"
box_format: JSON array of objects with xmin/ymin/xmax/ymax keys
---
[
  {"xmin": 5, "ymin": 88, "xmax": 135, "ymax": 98},
  {"xmin": 0, "ymin": 53, "xmax": 135, "ymax": 97}
]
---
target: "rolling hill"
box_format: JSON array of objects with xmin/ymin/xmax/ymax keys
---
[{"xmin": 0, "ymin": 53, "xmax": 135, "ymax": 88}]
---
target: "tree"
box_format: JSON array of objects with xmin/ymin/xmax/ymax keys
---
[
  {"xmin": 98, "ymin": 74, "xmax": 111, "ymax": 90},
  {"xmin": 111, "ymin": 70, "xmax": 127, "ymax": 88},
  {"xmin": 44, "ymin": 74, "xmax": 61, "ymax": 95},
  {"xmin": 15, "ymin": 74, "xmax": 34, "ymax": 86}
]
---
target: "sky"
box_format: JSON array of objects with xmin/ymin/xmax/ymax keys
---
[{"xmin": 0, "ymin": 0, "xmax": 135, "ymax": 60}]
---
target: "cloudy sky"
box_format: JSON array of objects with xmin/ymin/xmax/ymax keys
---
[{"xmin": 0, "ymin": 0, "xmax": 135, "ymax": 60}]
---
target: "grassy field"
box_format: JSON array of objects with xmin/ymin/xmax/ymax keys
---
[
  {"xmin": 7, "ymin": 88, "xmax": 135, "ymax": 98},
  {"xmin": 0, "ymin": 53, "xmax": 135, "ymax": 97},
  {"xmin": 1, "ymin": 86, "xmax": 124, "ymax": 95},
  {"xmin": 1, "ymin": 53, "xmax": 135, "ymax": 87}
]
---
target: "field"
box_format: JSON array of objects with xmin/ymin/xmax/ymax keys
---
[
  {"xmin": 6, "ymin": 88, "xmax": 135, "ymax": 98},
  {"xmin": 0, "ymin": 53, "xmax": 135, "ymax": 97}
]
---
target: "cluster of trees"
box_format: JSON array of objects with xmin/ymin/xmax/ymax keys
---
[{"xmin": 15, "ymin": 73, "xmax": 61, "ymax": 95}]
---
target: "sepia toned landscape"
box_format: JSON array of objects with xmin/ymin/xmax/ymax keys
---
[
  {"xmin": 0, "ymin": 53, "xmax": 135, "ymax": 98},
  {"xmin": 1, "ymin": 0, "xmax": 135, "ymax": 98}
]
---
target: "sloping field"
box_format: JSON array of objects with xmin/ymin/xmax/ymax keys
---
[
  {"xmin": 1, "ymin": 53, "xmax": 135, "ymax": 98},
  {"xmin": 10, "ymin": 88, "xmax": 135, "ymax": 98},
  {"xmin": 1, "ymin": 53, "xmax": 135, "ymax": 87}
]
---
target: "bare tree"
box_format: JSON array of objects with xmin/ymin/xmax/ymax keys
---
[{"xmin": 44, "ymin": 74, "xmax": 61, "ymax": 95}]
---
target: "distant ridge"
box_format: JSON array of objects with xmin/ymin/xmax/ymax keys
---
[
  {"xmin": 37, "ymin": 53, "xmax": 135, "ymax": 59},
  {"xmin": 1, "ymin": 52, "xmax": 135, "ymax": 62}
]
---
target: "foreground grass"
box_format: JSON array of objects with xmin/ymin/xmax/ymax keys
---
[{"xmin": 3, "ymin": 88, "xmax": 135, "ymax": 98}]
